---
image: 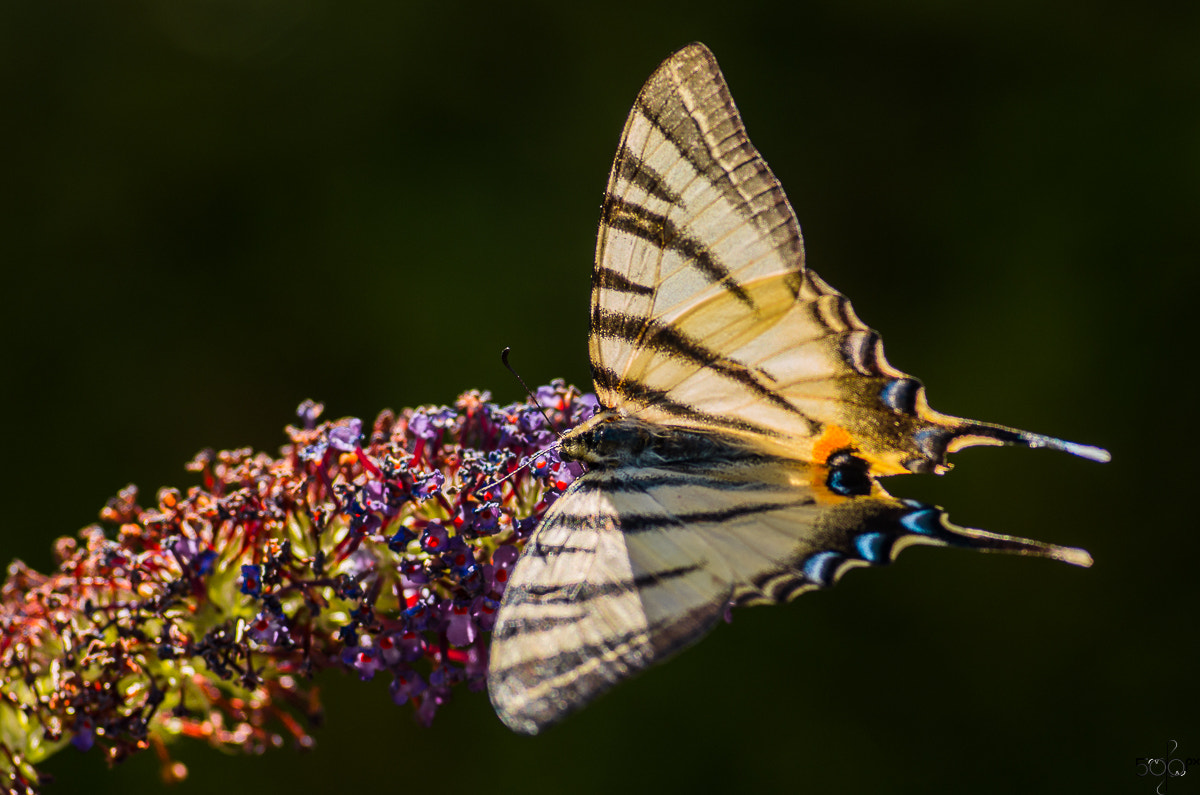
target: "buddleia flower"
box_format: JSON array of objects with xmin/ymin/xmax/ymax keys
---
[{"xmin": 0, "ymin": 383, "xmax": 593, "ymax": 793}]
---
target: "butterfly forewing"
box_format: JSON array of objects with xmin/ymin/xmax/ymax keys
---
[
  {"xmin": 593, "ymin": 44, "xmax": 1105, "ymax": 475},
  {"xmin": 592, "ymin": 44, "xmax": 805, "ymax": 406}
]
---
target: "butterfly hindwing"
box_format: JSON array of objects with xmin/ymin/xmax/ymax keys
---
[
  {"xmin": 489, "ymin": 441, "xmax": 1091, "ymax": 733},
  {"xmin": 487, "ymin": 471, "xmax": 730, "ymax": 735}
]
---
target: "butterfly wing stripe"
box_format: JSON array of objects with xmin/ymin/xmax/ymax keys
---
[
  {"xmin": 491, "ymin": 625, "xmax": 648, "ymax": 672},
  {"xmin": 504, "ymin": 564, "xmax": 704, "ymax": 608},
  {"xmin": 592, "ymin": 362, "xmax": 796, "ymax": 439},
  {"xmin": 595, "ymin": 265, "xmax": 657, "ymax": 297},
  {"xmin": 632, "ymin": 94, "xmax": 717, "ymax": 179},
  {"xmin": 600, "ymin": 196, "xmax": 756, "ymax": 308},
  {"xmin": 628, "ymin": 58, "xmax": 804, "ymax": 268},
  {"xmin": 592, "ymin": 307, "xmax": 817, "ymax": 422},
  {"xmin": 574, "ymin": 470, "xmax": 789, "ymax": 495},
  {"xmin": 616, "ymin": 497, "xmax": 816, "ymax": 534},
  {"xmin": 612, "ymin": 143, "xmax": 686, "ymax": 206},
  {"xmin": 525, "ymin": 541, "xmax": 599, "ymax": 560}
]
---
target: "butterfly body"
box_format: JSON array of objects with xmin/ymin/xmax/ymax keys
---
[
  {"xmin": 486, "ymin": 43, "xmax": 1107, "ymax": 735},
  {"xmin": 559, "ymin": 410, "xmax": 761, "ymax": 468}
]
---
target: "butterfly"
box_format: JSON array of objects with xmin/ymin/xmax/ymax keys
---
[{"xmin": 486, "ymin": 42, "xmax": 1108, "ymax": 735}]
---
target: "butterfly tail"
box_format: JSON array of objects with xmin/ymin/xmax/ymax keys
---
[
  {"xmin": 940, "ymin": 419, "xmax": 1111, "ymax": 464},
  {"xmin": 786, "ymin": 496, "xmax": 1095, "ymax": 598},
  {"xmin": 730, "ymin": 489, "xmax": 1093, "ymax": 609},
  {"xmin": 829, "ymin": 367, "xmax": 1110, "ymax": 475},
  {"xmin": 879, "ymin": 387, "xmax": 1113, "ymax": 474},
  {"xmin": 878, "ymin": 497, "xmax": 1094, "ymax": 569}
]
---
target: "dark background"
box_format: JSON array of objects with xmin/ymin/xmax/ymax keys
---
[{"xmin": 2, "ymin": 2, "xmax": 1195, "ymax": 792}]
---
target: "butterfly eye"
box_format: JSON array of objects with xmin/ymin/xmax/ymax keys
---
[{"xmin": 558, "ymin": 435, "xmax": 587, "ymax": 463}]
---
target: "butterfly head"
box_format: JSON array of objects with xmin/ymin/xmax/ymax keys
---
[{"xmin": 558, "ymin": 409, "xmax": 649, "ymax": 468}]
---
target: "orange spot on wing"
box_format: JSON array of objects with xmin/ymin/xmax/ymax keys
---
[{"xmin": 812, "ymin": 424, "xmax": 855, "ymax": 465}]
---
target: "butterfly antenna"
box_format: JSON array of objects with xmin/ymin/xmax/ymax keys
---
[
  {"xmin": 501, "ymin": 347, "xmax": 566, "ymax": 442},
  {"xmin": 474, "ymin": 445, "xmax": 559, "ymax": 497},
  {"xmin": 474, "ymin": 348, "xmax": 568, "ymax": 498}
]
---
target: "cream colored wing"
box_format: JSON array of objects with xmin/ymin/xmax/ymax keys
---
[
  {"xmin": 486, "ymin": 474, "xmax": 730, "ymax": 735},
  {"xmin": 591, "ymin": 43, "xmax": 1108, "ymax": 475},
  {"xmin": 486, "ymin": 449, "xmax": 1090, "ymax": 734}
]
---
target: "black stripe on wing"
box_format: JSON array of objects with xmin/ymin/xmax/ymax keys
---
[
  {"xmin": 592, "ymin": 364, "xmax": 800, "ymax": 440},
  {"xmin": 632, "ymin": 92, "xmax": 719, "ymax": 180},
  {"xmin": 502, "ymin": 564, "xmax": 703, "ymax": 610},
  {"xmin": 489, "ymin": 587, "xmax": 725, "ymax": 734},
  {"xmin": 611, "ymin": 144, "xmax": 685, "ymax": 206},
  {"xmin": 629, "ymin": 52, "xmax": 805, "ymax": 281},
  {"xmin": 526, "ymin": 543, "xmax": 597, "ymax": 559},
  {"xmin": 600, "ymin": 196, "xmax": 756, "ymax": 308},
  {"xmin": 619, "ymin": 498, "xmax": 815, "ymax": 535},
  {"xmin": 573, "ymin": 469, "xmax": 787, "ymax": 494},
  {"xmin": 489, "ymin": 624, "xmax": 646, "ymax": 685},
  {"xmin": 591, "ymin": 307, "xmax": 818, "ymax": 431},
  {"xmin": 595, "ymin": 265, "xmax": 656, "ymax": 297}
]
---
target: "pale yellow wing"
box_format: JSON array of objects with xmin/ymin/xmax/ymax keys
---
[
  {"xmin": 487, "ymin": 449, "xmax": 1090, "ymax": 734},
  {"xmin": 591, "ymin": 43, "xmax": 1108, "ymax": 475}
]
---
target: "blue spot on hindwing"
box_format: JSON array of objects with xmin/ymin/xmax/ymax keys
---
[
  {"xmin": 854, "ymin": 531, "xmax": 890, "ymax": 563},
  {"xmin": 900, "ymin": 507, "xmax": 941, "ymax": 537},
  {"xmin": 880, "ymin": 378, "xmax": 920, "ymax": 414},
  {"xmin": 801, "ymin": 550, "xmax": 845, "ymax": 587},
  {"xmin": 910, "ymin": 427, "xmax": 952, "ymax": 467}
]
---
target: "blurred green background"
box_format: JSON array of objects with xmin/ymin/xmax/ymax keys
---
[{"xmin": 1, "ymin": 1, "xmax": 1195, "ymax": 792}]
